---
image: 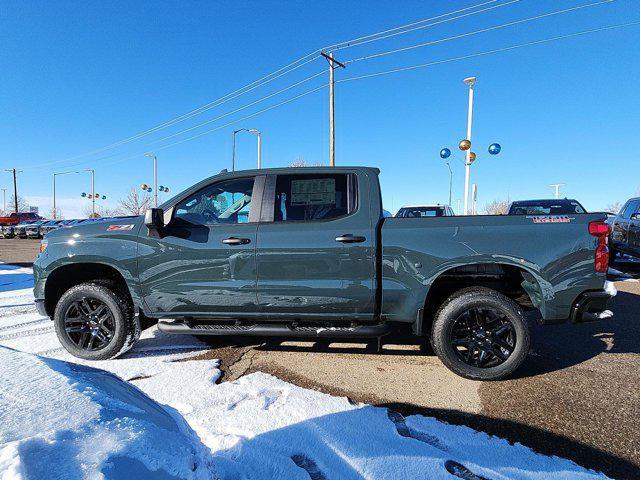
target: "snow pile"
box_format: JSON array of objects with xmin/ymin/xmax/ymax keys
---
[{"xmin": 0, "ymin": 347, "xmax": 217, "ymax": 480}]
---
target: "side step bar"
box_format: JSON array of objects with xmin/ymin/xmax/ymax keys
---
[{"xmin": 157, "ymin": 320, "xmax": 391, "ymax": 338}]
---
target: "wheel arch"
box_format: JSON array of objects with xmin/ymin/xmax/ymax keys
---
[
  {"xmin": 43, "ymin": 262, "xmax": 136, "ymax": 318},
  {"xmin": 415, "ymin": 261, "xmax": 545, "ymax": 336}
]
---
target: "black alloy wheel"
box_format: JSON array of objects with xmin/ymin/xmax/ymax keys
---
[
  {"xmin": 449, "ymin": 306, "xmax": 516, "ymax": 368},
  {"xmin": 63, "ymin": 297, "xmax": 115, "ymax": 351}
]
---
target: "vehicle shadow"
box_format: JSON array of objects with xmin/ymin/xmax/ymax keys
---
[
  {"xmin": 207, "ymin": 285, "xmax": 640, "ymax": 378},
  {"xmin": 515, "ymin": 288, "xmax": 640, "ymax": 377}
]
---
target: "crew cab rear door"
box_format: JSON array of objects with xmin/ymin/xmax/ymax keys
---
[
  {"xmin": 255, "ymin": 170, "xmax": 376, "ymax": 320},
  {"xmin": 137, "ymin": 174, "xmax": 262, "ymax": 316}
]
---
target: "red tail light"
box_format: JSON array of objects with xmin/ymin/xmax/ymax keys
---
[{"xmin": 589, "ymin": 221, "xmax": 610, "ymax": 273}]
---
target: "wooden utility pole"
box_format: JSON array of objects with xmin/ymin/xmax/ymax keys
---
[
  {"xmin": 4, "ymin": 169, "xmax": 19, "ymax": 213},
  {"xmin": 321, "ymin": 52, "xmax": 345, "ymax": 167}
]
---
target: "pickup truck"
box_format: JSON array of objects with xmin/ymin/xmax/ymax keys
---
[
  {"xmin": 33, "ymin": 166, "xmax": 616, "ymax": 380},
  {"xmin": 608, "ymin": 196, "xmax": 640, "ymax": 260},
  {"xmin": 0, "ymin": 211, "xmax": 41, "ymax": 226}
]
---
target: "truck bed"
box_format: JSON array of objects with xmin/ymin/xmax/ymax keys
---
[{"xmin": 380, "ymin": 213, "xmax": 608, "ymax": 323}]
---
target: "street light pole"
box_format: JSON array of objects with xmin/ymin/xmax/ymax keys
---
[
  {"xmin": 85, "ymin": 169, "xmax": 95, "ymax": 217},
  {"xmin": 248, "ymin": 129, "xmax": 261, "ymax": 168},
  {"xmin": 550, "ymin": 183, "xmax": 565, "ymax": 199},
  {"xmin": 463, "ymin": 77, "xmax": 476, "ymax": 215},
  {"xmin": 145, "ymin": 154, "xmax": 158, "ymax": 207},
  {"xmin": 53, "ymin": 171, "xmax": 79, "ymax": 219},
  {"xmin": 445, "ymin": 162, "xmax": 453, "ymax": 207},
  {"xmin": 233, "ymin": 129, "xmax": 261, "ymax": 170}
]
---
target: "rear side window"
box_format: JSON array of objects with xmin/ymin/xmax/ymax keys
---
[
  {"xmin": 273, "ymin": 174, "xmax": 357, "ymax": 222},
  {"xmin": 621, "ymin": 200, "xmax": 640, "ymax": 219}
]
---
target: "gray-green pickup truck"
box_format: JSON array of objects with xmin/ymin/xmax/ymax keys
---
[{"xmin": 33, "ymin": 166, "xmax": 616, "ymax": 380}]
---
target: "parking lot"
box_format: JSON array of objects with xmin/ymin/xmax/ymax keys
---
[{"xmin": 3, "ymin": 239, "xmax": 639, "ymax": 479}]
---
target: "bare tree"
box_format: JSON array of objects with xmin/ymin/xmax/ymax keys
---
[
  {"xmin": 116, "ymin": 187, "xmax": 152, "ymax": 216},
  {"xmin": 606, "ymin": 201, "xmax": 622, "ymax": 214},
  {"xmin": 484, "ymin": 199, "xmax": 510, "ymax": 215},
  {"xmin": 7, "ymin": 195, "xmax": 29, "ymax": 213},
  {"xmin": 289, "ymin": 156, "xmax": 322, "ymax": 167}
]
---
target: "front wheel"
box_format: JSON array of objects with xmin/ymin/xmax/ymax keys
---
[
  {"xmin": 430, "ymin": 287, "xmax": 530, "ymax": 381},
  {"xmin": 53, "ymin": 281, "xmax": 139, "ymax": 360}
]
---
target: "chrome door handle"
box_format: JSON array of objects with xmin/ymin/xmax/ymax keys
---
[
  {"xmin": 335, "ymin": 234, "xmax": 366, "ymax": 243},
  {"xmin": 222, "ymin": 237, "xmax": 251, "ymax": 245}
]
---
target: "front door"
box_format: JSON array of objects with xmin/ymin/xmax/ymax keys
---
[
  {"xmin": 255, "ymin": 171, "xmax": 376, "ymax": 321},
  {"xmin": 138, "ymin": 175, "xmax": 261, "ymax": 317}
]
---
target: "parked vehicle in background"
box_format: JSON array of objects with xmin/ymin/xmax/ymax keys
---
[
  {"xmin": 26, "ymin": 220, "xmax": 51, "ymax": 239},
  {"xmin": 39, "ymin": 220, "xmax": 65, "ymax": 237},
  {"xmin": 0, "ymin": 212, "xmax": 42, "ymax": 226},
  {"xmin": 34, "ymin": 166, "xmax": 615, "ymax": 381},
  {"xmin": 13, "ymin": 220, "xmax": 39, "ymax": 238},
  {"xmin": 395, "ymin": 204, "xmax": 455, "ymax": 217},
  {"xmin": 608, "ymin": 197, "xmax": 640, "ymax": 260},
  {"xmin": 507, "ymin": 199, "xmax": 586, "ymax": 215}
]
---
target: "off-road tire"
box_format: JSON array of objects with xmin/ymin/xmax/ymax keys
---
[
  {"xmin": 430, "ymin": 287, "xmax": 530, "ymax": 381},
  {"xmin": 53, "ymin": 281, "xmax": 139, "ymax": 360}
]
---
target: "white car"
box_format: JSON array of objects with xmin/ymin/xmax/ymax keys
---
[{"xmin": 395, "ymin": 204, "xmax": 455, "ymax": 218}]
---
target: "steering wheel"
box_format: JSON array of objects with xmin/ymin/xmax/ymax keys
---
[{"xmin": 201, "ymin": 208, "xmax": 219, "ymax": 223}]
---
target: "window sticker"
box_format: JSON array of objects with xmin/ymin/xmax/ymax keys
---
[{"xmin": 290, "ymin": 178, "xmax": 336, "ymax": 206}]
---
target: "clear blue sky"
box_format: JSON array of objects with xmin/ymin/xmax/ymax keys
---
[{"xmin": 1, "ymin": 0, "xmax": 639, "ymax": 217}]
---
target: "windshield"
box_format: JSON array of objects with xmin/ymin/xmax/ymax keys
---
[
  {"xmin": 508, "ymin": 200, "xmax": 585, "ymax": 215},
  {"xmin": 396, "ymin": 206, "xmax": 446, "ymax": 218}
]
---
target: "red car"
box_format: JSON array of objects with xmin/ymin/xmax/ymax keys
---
[{"xmin": 0, "ymin": 212, "xmax": 42, "ymax": 226}]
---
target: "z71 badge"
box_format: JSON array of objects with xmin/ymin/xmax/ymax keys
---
[
  {"xmin": 107, "ymin": 224, "xmax": 135, "ymax": 231},
  {"xmin": 528, "ymin": 215, "xmax": 574, "ymax": 224}
]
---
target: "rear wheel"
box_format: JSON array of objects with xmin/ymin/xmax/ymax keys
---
[
  {"xmin": 430, "ymin": 287, "xmax": 530, "ymax": 381},
  {"xmin": 54, "ymin": 282, "xmax": 139, "ymax": 360}
]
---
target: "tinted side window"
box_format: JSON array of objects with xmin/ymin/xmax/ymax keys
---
[
  {"xmin": 174, "ymin": 177, "xmax": 255, "ymax": 226},
  {"xmin": 274, "ymin": 174, "xmax": 356, "ymax": 222},
  {"xmin": 620, "ymin": 200, "xmax": 639, "ymax": 219}
]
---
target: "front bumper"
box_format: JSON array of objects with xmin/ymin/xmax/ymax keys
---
[{"xmin": 570, "ymin": 281, "xmax": 617, "ymax": 323}]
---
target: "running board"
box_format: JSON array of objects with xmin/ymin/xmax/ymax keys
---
[{"xmin": 157, "ymin": 320, "xmax": 391, "ymax": 338}]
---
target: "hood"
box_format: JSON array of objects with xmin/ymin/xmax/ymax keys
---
[{"xmin": 45, "ymin": 216, "xmax": 143, "ymax": 241}]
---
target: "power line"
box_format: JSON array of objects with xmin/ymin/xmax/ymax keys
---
[
  {"xmin": 94, "ymin": 84, "xmax": 329, "ymax": 170},
  {"xmin": 345, "ymin": 0, "xmax": 615, "ymax": 64},
  {"xmin": 324, "ymin": 0, "xmax": 504, "ymax": 51},
  {"xmin": 31, "ymin": 0, "xmax": 522, "ymax": 169},
  {"xmin": 42, "ymin": 20, "xmax": 640, "ymax": 174},
  {"xmin": 338, "ymin": 21, "xmax": 640, "ymax": 84},
  {"xmin": 330, "ymin": 0, "xmax": 523, "ymax": 52}
]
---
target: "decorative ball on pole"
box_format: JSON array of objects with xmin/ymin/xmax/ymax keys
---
[
  {"xmin": 101, "ymin": 195, "xmax": 107, "ymax": 200},
  {"xmin": 458, "ymin": 139, "xmax": 471, "ymax": 151},
  {"xmin": 469, "ymin": 152, "xmax": 476, "ymax": 163},
  {"xmin": 141, "ymin": 184, "xmax": 148, "ymax": 191},
  {"xmin": 488, "ymin": 143, "xmax": 501, "ymax": 155},
  {"xmin": 439, "ymin": 148, "xmax": 451, "ymax": 159},
  {"xmin": 81, "ymin": 192, "xmax": 87, "ymax": 198}
]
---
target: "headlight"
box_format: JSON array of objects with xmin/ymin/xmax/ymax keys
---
[{"xmin": 39, "ymin": 240, "xmax": 48, "ymax": 254}]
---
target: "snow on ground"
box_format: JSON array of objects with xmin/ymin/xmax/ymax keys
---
[{"xmin": 0, "ymin": 265, "xmax": 611, "ymax": 479}]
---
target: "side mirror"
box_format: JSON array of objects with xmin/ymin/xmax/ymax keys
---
[{"xmin": 144, "ymin": 208, "xmax": 164, "ymax": 228}]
